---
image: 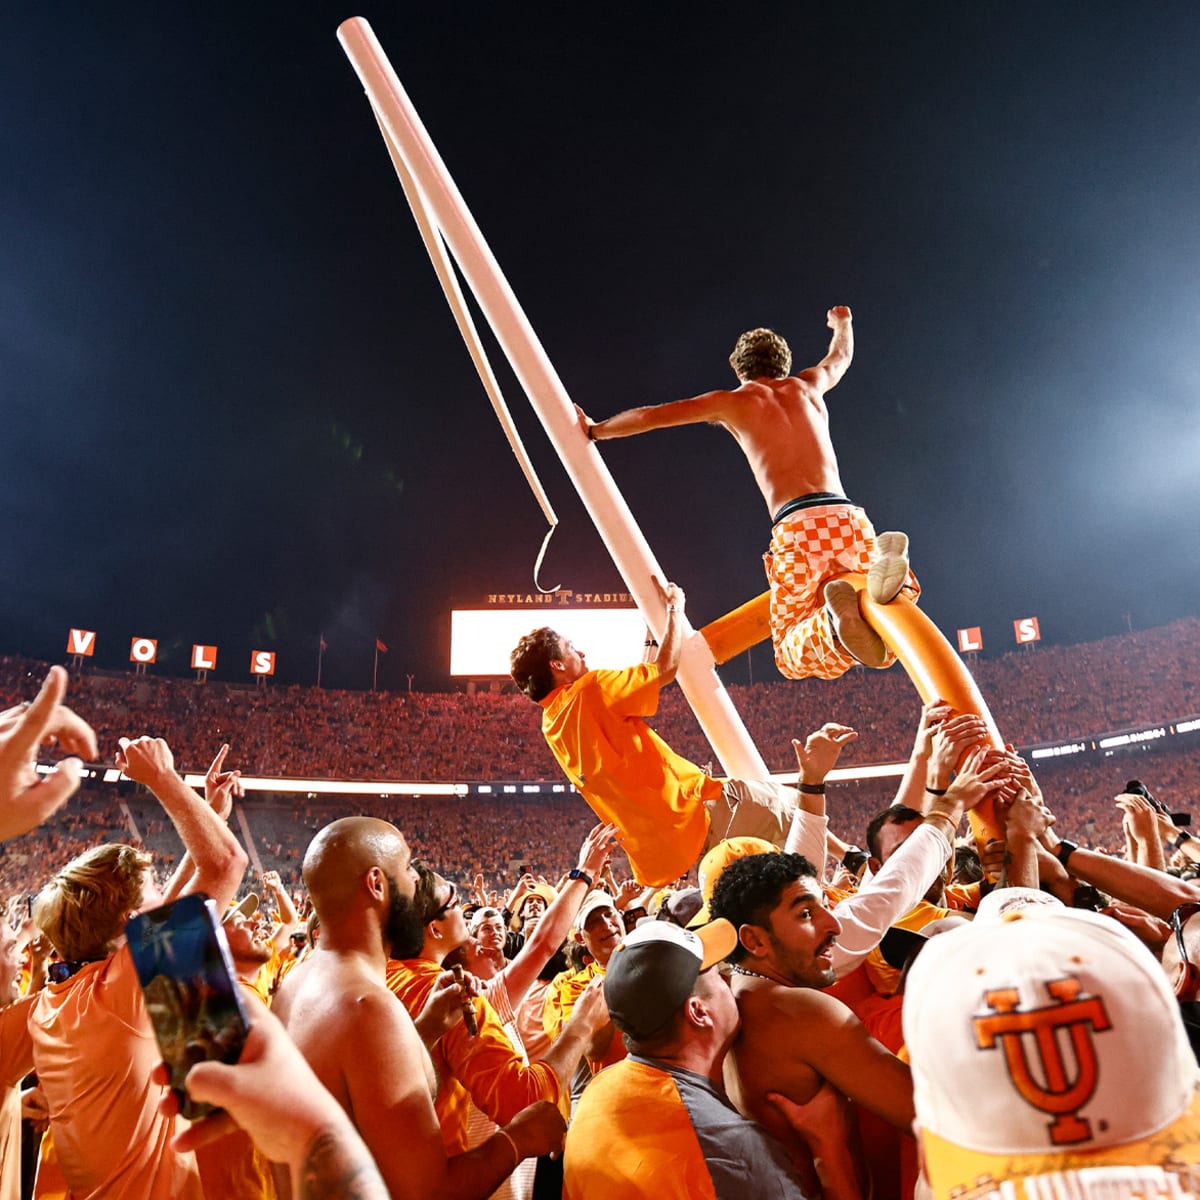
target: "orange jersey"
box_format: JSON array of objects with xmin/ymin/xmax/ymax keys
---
[
  {"xmin": 386, "ymin": 958, "xmax": 561, "ymax": 1154},
  {"xmin": 542, "ymin": 962, "xmax": 626, "ymax": 1074},
  {"xmin": 28, "ymin": 949, "xmax": 203, "ymax": 1200},
  {"xmin": 540, "ymin": 664, "xmax": 721, "ymax": 886}
]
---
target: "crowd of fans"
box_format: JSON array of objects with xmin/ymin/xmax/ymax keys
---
[
  {"xmin": 4, "ymin": 744, "xmax": 1195, "ymax": 902},
  {"xmin": 1, "ymin": 620, "xmax": 1197, "ymax": 901},
  {"xmin": 1, "ymin": 614, "xmax": 1198, "ymax": 1200},
  {"xmin": 2, "ymin": 618, "xmax": 1196, "ymax": 783}
]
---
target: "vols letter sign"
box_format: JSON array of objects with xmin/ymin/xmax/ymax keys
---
[
  {"xmin": 1014, "ymin": 617, "xmax": 1041, "ymax": 645},
  {"xmin": 67, "ymin": 629, "xmax": 96, "ymax": 656},
  {"xmin": 130, "ymin": 638, "xmax": 158, "ymax": 664},
  {"xmin": 957, "ymin": 627, "xmax": 983, "ymax": 653},
  {"xmin": 191, "ymin": 645, "xmax": 218, "ymax": 671}
]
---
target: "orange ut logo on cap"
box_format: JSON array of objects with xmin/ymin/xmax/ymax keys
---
[{"xmin": 973, "ymin": 977, "xmax": 1112, "ymax": 1145}]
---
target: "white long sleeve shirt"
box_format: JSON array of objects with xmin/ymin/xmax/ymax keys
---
[{"xmin": 786, "ymin": 809, "xmax": 953, "ymax": 977}]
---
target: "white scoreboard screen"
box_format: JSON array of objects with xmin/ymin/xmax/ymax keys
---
[{"xmin": 450, "ymin": 608, "xmax": 648, "ymax": 677}]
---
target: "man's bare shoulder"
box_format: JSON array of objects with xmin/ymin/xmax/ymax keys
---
[
  {"xmin": 280, "ymin": 951, "xmax": 434, "ymax": 1111},
  {"xmin": 734, "ymin": 976, "xmax": 854, "ymax": 1030},
  {"xmin": 279, "ymin": 952, "xmax": 405, "ymax": 1040},
  {"xmin": 728, "ymin": 979, "xmax": 830, "ymax": 1106},
  {"xmin": 742, "ymin": 376, "xmax": 824, "ymax": 405}
]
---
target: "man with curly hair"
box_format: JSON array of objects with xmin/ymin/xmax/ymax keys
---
[
  {"xmin": 709, "ymin": 851, "xmax": 915, "ymax": 1200},
  {"xmin": 580, "ymin": 307, "xmax": 919, "ymax": 681}
]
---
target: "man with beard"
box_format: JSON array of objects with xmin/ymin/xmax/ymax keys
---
[
  {"xmin": 273, "ymin": 817, "xmax": 566, "ymax": 1200},
  {"xmin": 710, "ymin": 852, "xmax": 915, "ymax": 1200},
  {"xmin": 505, "ymin": 883, "xmax": 554, "ymax": 960},
  {"xmin": 388, "ymin": 864, "xmax": 606, "ymax": 1200},
  {"xmin": 224, "ymin": 895, "xmax": 273, "ymax": 995}
]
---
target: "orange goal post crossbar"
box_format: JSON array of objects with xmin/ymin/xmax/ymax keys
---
[{"xmin": 701, "ymin": 580, "xmax": 1005, "ymax": 841}]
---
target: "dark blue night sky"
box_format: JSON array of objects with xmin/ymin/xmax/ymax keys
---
[{"xmin": 4, "ymin": 2, "xmax": 1199, "ymax": 689}]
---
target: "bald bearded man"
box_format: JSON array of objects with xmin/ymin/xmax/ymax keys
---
[{"xmin": 274, "ymin": 817, "xmax": 565, "ymax": 1200}]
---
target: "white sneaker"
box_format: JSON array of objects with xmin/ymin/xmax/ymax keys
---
[{"xmin": 867, "ymin": 531, "xmax": 910, "ymax": 604}]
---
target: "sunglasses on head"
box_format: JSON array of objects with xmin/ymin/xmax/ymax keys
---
[{"xmin": 432, "ymin": 882, "xmax": 459, "ymax": 922}]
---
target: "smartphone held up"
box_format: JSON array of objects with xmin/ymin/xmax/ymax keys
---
[{"xmin": 126, "ymin": 893, "xmax": 251, "ymax": 1120}]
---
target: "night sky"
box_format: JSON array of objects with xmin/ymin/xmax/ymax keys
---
[{"xmin": 4, "ymin": 3, "xmax": 1199, "ymax": 691}]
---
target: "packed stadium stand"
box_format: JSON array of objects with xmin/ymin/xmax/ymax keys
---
[{"xmin": 2, "ymin": 618, "xmax": 1197, "ymax": 893}]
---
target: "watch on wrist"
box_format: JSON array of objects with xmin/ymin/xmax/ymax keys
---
[
  {"xmin": 568, "ymin": 868, "xmax": 593, "ymax": 887},
  {"xmin": 1055, "ymin": 839, "xmax": 1079, "ymax": 868}
]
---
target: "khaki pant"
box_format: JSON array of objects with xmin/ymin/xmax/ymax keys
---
[{"xmin": 702, "ymin": 779, "xmax": 798, "ymax": 856}]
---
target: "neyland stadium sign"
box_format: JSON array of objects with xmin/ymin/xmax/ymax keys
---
[{"xmin": 484, "ymin": 590, "xmax": 634, "ymax": 607}]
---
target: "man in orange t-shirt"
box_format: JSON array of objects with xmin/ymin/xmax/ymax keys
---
[
  {"xmin": 29, "ymin": 736, "xmax": 248, "ymax": 1200},
  {"xmin": 511, "ymin": 582, "xmax": 796, "ymax": 887},
  {"xmin": 384, "ymin": 864, "xmax": 602, "ymax": 1158}
]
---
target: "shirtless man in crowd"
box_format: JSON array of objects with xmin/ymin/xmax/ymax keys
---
[
  {"xmin": 710, "ymin": 851, "xmax": 915, "ymax": 1200},
  {"xmin": 273, "ymin": 816, "xmax": 564, "ymax": 1200},
  {"xmin": 581, "ymin": 307, "xmax": 917, "ymax": 679}
]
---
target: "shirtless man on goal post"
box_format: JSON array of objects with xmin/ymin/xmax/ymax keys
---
[{"xmin": 579, "ymin": 306, "xmax": 918, "ymax": 681}]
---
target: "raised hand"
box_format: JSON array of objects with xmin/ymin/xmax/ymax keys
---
[
  {"xmin": 793, "ymin": 723, "xmax": 858, "ymax": 783},
  {"xmin": 204, "ymin": 743, "xmax": 244, "ymax": 820},
  {"xmin": 0, "ymin": 667, "xmax": 94, "ymax": 840}
]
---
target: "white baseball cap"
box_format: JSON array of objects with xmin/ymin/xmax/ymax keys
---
[
  {"xmin": 572, "ymin": 890, "xmax": 619, "ymax": 937},
  {"xmin": 903, "ymin": 906, "xmax": 1200, "ymax": 1200}
]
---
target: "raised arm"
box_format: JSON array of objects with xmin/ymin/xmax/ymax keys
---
[
  {"xmin": 1115, "ymin": 792, "xmax": 1168, "ymax": 873},
  {"xmin": 163, "ymin": 742, "xmax": 244, "ymax": 902},
  {"xmin": 1040, "ymin": 821, "xmax": 1198, "ymax": 920},
  {"xmin": 262, "ymin": 870, "xmax": 301, "ymax": 949},
  {"xmin": 796, "ymin": 307, "xmax": 854, "ymax": 395},
  {"xmin": 991, "ymin": 787, "xmax": 1052, "ymax": 890},
  {"xmin": 828, "ymin": 747, "xmax": 1008, "ymax": 976},
  {"xmin": 783, "ymin": 724, "xmax": 859, "ymax": 874},
  {"xmin": 497, "ymin": 823, "xmax": 616, "ymax": 1008},
  {"xmin": 651, "ymin": 578, "xmax": 686, "ymax": 686},
  {"xmin": 117, "ymin": 736, "xmax": 247, "ymax": 910}
]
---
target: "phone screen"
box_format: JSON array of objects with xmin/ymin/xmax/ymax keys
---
[{"xmin": 126, "ymin": 893, "xmax": 251, "ymax": 1119}]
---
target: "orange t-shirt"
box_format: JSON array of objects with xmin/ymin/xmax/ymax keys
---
[
  {"xmin": 540, "ymin": 664, "xmax": 721, "ymax": 886},
  {"xmin": 28, "ymin": 948, "xmax": 203, "ymax": 1200},
  {"xmin": 542, "ymin": 962, "xmax": 626, "ymax": 1074},
  {"xmin": 386, "ymin": 958, "xmax": 561, "ymax": 1154}
]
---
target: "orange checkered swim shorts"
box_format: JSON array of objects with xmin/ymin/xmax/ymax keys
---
[{"xmin": 764, "ymin": 499, "xmax": 920, "ymax": 680}]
